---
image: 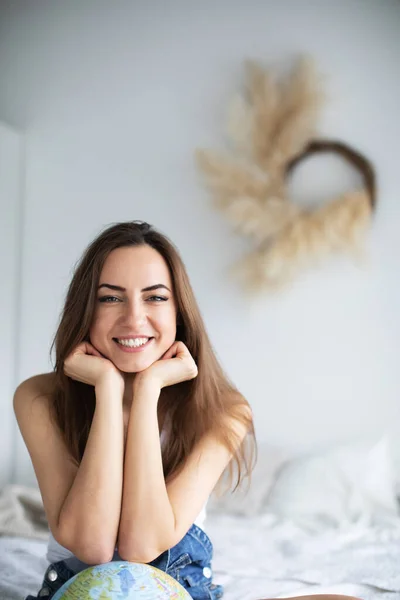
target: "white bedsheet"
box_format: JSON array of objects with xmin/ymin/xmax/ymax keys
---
[
  {"xmin": 1, "ymin": 513, "xmax": 400, "ymax": 600},
  {"xmin": 0, "ymin": 535, "xmax": 47, "ymax": 600},
  {"xmin": 206, "ymin": 513, "xmax": 400, "ymax": 600}
]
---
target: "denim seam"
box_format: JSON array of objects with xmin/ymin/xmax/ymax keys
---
[
  {"xmin": 169, "ymin": 552, "xmax": 191, "ymax": 567},
  {"xmin": 165, "ymin": 548, "xmax": 171, "ymax": 572},
  {"xmin": 188, "ymin": 533, "xmax": 212, "ymax": 557}
]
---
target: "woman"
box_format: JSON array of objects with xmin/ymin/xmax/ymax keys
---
[
  {"xmin": 14, "ymin": 221, "xmax": 254, "ymax": 600},
  {"xmin": 14, "ymin": 221, "xmax": 362, "ymax": 600}
]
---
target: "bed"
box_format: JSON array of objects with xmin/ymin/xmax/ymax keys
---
[
  {"xmin": 207, "ymin": 512, "xmax": 400, "ymax": 600},
  {"xmin": 1, "ymin": 514, "xmax": 400, "ymax": 600},
  {"xmin": 1, "ymin": 437, "xmax": 400, "ymax": 600}
]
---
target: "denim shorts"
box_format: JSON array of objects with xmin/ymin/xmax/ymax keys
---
[{"xmin": 25, "ymin": 524, "xmax": 224, "ymax": 600}]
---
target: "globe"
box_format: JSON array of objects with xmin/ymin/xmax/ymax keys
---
[{"xmin": 52, "ymin": 561, "xmax": 192, "ymax": 599}]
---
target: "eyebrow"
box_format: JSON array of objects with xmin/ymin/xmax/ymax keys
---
[{"xmin": 98, "ymin": 283, "xmax": 171, "ymax": 293}]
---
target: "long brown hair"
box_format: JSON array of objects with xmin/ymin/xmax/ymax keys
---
[{"xmin": 51, "ymin": 221, "xmax": 256, "ymax": 489}]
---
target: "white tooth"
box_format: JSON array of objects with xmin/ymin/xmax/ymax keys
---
[{"xmin": 118, "ymin": 337, "xmax": 148, "ymax": 347}]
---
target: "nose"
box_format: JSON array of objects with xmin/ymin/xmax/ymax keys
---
[{"xmin": 122, "ymin": 298, "xmax": 147, "ymax": 329}]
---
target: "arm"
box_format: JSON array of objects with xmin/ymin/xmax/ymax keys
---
[
  {"xmin": 117, "ymin": 343, "xmax": 249, "ymax": 563},
  {"xmin": 14, "ymin": 345, "xmax": 125, "ymax": 565},
  {"xmin": 57, "ymin": 374, "xmax": 124, "ymax": 562}
]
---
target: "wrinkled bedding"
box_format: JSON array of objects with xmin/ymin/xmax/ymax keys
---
[
  {"xmin": 1, "ymin": 513, "xmax": 400, "ymax": 600},
  {"xmin": 0, "ymin": 535, "xmax": 47, "ymax": 600},
  {"xmin": 206, "ymin": 513, "xmax": 400, "ymax": 600}
]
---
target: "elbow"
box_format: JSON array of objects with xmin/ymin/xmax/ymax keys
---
[
  {"xmin": 117, "ymin": 520, "xmax": 177, "ymax": 564},
  {"xmin": 57, "ymin": 527, "xmax": 115, "ymax": 565},
  {"xmin": 118, "ymin": 541, "xmax": 164, "ymax": 564},
  {"xmin": 74, "ymin": 544, "xmax": 115, "ymax": 566}
]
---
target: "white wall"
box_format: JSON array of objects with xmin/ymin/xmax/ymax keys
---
[
  {"xmin": 0, "ymin": 0, "xmax": 399, "ymax": 485},
  {"xmin": 0, "ymin": 122, "xmax": 23, "ymax": 485}
]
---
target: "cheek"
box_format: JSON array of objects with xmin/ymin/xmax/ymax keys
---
[
  {"xmin": 89, "ymin": 311, "xmax": 111, "ymax": 344},
  {"xmin": 157, "ymin": 310, "xmax": 177, "ymax": 340}
]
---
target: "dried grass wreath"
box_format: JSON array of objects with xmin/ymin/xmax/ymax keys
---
[{"xmin": 196, "ymin": 57, "xmax": 377, "ymax": 292}]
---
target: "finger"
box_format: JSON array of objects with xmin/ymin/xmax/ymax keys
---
[
  {"xmin": 173, "ymin": 341, "xmax": 191, "ymax": 359},
  {"xmin": 86, "ymin": 346, "xmax": 103, "ymax": 357},
  {"xmin": 162, "ymin": 343, "xmax": 179, "ymax": 360},
  {"xmin": 75, "ymin": 342, "xmax": 103, "ymax": 357},
  {"xmin": 163, "ymin": 340, "xmax": 185, "ymax": 359}
]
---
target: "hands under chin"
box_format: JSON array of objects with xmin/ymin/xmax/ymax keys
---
[
  {"xmin": 65, "ymin": 341, "xmax": 197, "ymax": 400},
  {"xmin": 64, "ymin": 341, "xmax": 125, "ymax": 390},
  {"xmin": 133, "ymin": 341, "xmax": 198, "ymax": 391}
]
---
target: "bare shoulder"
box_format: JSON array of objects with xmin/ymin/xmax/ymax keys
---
[
  {"xmin": 14, "ymin": 372, "xmax": 79, "ymax": 541},
  {"xmin": 229, "ymin": 402, "xmax": 253, "ymax": 439},
  {"xmin": 225, "ymin": 393, "xmax": 253, "ymax": 426},
  {"xmin": 13, "ymin": 372, "xmax": 56, "ymax": 424},
  {"xmin": 14, "ymin": 372, "xmax": 55, "ymax": 404}
]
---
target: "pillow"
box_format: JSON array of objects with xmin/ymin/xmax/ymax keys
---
[
  {"xmin": 208, "ymin": 442, "xmax": 288, "ymax": 517},
  {"xmin": 265, "ymin": 436, "xmax": 398, "ymax": 531}
]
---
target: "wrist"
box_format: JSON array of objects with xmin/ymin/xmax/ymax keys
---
[
  {"xmin": 96, "ymin": 370, "xmax": 124, "ymax": 395},
  {"xmin": 133, "ymin": 373, "xmax": 161, "ymax": 396}
]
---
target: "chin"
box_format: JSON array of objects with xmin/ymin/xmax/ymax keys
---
[
  {"xmin": 110, "ymin": 354, "xmax": 157, "ymax": 374},
  {"xmin": 117, "ymin": 364, "xmax": 152, "ymax": 374}
]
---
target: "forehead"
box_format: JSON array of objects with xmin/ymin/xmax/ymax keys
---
[{"xmin": 100, "ymin": 245, "xmax": 172, "ymax": 287}]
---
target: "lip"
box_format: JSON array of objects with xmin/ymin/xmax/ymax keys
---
[{"xmin": 113, "ymin": 337, "xmax": 154, "ymax": 353}]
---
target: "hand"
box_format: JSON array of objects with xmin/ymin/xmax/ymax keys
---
[
  {"xmin": 136, "ymin": 341, "xmax": 198, "ymax": 390},
  {"xmin": 64, "ymin": 342, "xmax": 124, "ymax": 389}
]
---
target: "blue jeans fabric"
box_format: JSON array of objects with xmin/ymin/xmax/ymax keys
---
[{"xmin": 25, "ymin": 524, "xmax": 223, "ymax": 600}]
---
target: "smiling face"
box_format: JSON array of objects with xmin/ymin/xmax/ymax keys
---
[{"xmin": 89, "ymin": 245, "xmax": 177, "ymax": 373}]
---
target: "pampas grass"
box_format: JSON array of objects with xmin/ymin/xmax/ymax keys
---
[
  {"xmin": 196, "ymin": 56, "xmax": 375, "ymax": 292},
  {"xmin": 233, "ymin": 190, "xmax": 372, "ymax": 292}
]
